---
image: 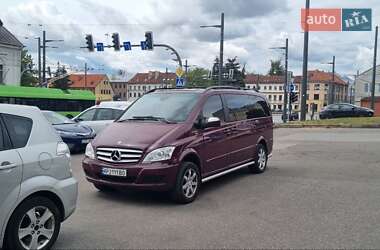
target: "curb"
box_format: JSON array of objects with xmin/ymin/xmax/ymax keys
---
[{"xmin": 274, "ymin": 124, "xmax": 380, "ymax": 129}]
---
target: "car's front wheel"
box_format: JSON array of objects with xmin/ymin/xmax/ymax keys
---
[
  {"xmin": 4, "ymin": 196, "xmax": 61, "ymax": 250},
  {"xmin": 171, "ymin": 162, "xmax": 201, "ymax": 204}
]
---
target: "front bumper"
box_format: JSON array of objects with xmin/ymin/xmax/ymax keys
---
[
  {"xmin": 62, "ymin": 136, "xmax": 95, "ymax": 151},
  {"xmin": 82, "ymin": 158, "xmax": 179, "ymax": 191}
]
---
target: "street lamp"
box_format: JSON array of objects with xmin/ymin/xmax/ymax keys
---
[
  {"xmin": 321, "ymin": 55, "xmax": 335, "ymax": 105},
  {"xmin": 200, "ymin": 12, "xmax": 224, "ymax": 86},
  {"xmin": 269, "ymin": 38, "xmax": 289, "ymax": 123},
  {"xmin": 42, "ymin": 30, "xmax": 64, "ymax": 84}
]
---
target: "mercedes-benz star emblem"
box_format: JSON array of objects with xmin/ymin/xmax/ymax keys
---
[{"xmin": 111, "ymin": 150, "xmax": 122, "ymax": 162}]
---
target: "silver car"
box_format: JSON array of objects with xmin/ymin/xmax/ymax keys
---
[
  {"xmin": 0, "ymin": 104, "xmax": 78, "ymax": 250},
  {"xmin": 72, "ymin": 101, "xmax": 132, "ymax": 134}
]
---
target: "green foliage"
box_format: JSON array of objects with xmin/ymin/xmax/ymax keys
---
[
  {"xmin": 224, "ymin": 57, "xmax": 246, "ymax": 87},
  {"xmin": 268, "ymin": 60, "xmax": 285, "ymax": 76},
  {"xmin": 20, "ymin": 49, "xmax": 38, "ymax": 87},
  {"xmin": 186, "ymin": 67, "xmax": 216, "ymax": 88}
]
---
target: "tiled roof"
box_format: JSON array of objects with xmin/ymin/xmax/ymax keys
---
[
  {"xmin": 69, "ymin": 74, "xmax": 108, "ymax": 89},
  {"xmin": 245, "ymin": 74, "xmax": 285, "ymax": 84},
  {"xmin": 128, "ymin": 71, "xmax": 177, "ymax": 84},
  {"xmin": 293, "ymin": 70, "xmax": 347, "ymax": 85},
  {"xmin": 0, "ymin": 23, "xmax": 23, "ymax": 48}
]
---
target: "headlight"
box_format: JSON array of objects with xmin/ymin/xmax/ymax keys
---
[
  {"xmin": 143, "ymin": 146, "xmax": 175, "ymax": 163},
  {"xmin": 85, "ymin": 143, "xmax": 95, "ymax": 159}
]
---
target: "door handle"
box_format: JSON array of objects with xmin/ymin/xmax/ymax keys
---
[{"xmin": 0, "ymin": 162, "xmax": 17, "ymax": 171}]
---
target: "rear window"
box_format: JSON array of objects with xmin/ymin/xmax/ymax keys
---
[
  {"xmin": 95, "ymin": 108, "xmax": 114, "ymax": 121},
  {"xmin": 2, "ymin": 114, "xmax": 33, "ymax": 149}
]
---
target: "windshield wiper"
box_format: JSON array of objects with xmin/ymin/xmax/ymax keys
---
[{"xmin": 119, "ymin": 116, "xmax": 176, "ymax": 124}]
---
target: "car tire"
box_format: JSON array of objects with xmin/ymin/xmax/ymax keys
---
[
  {"xmin": 4, "ymin": 196, "xmax": 61, "ymax": 250},
  {"xmin": 93, "ymin": 184, "xmax": 114, "ymax": 192},
  {"xmin": 368, "ymin": 112, "xmax": 374, "ymax": 117},
  {"xmin": 249, "ymin": 144, "xmax": 268, "ymax": 174},
  {"xmin": 171, "ymin": 162, "xmax": 201, "ymax": 204}
]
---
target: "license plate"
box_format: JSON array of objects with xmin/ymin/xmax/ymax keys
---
[
  {"xmin": 82, "ymin": 139, "xmax": 91, "ymax": 144},
  {"xmin": 101, "ymin": 167, "xmax": 127, "ymax": 177}
]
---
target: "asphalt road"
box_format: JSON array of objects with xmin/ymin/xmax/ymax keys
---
[{"xmin": 54, "ymin": 128, "xmax": 380, "ymax": 249}]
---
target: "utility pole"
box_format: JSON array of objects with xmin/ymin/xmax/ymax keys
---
[
  {"xmin": 332, "ymin": 55, "xmax": 335, "ymax": 103},
  {"xmin": 219, "ymin": 13, "xmax": 224, "ymax": 86},
  {"xmin": 37, "ymin": 37, "xmax": 41, "ymax": 85},
  {"xmin": 284, "ymin": 38, "xmax": 288, "ymax": 123},
  {"xmin": 42, "ymin": 30, "xmax": 46, "ymax": 84},
  {"xmin": 84, "ymin": 62, "xmax": 88, "ymax": 89},
  {"xmin": 371, "ymin": 25, "xmax": 378, "ymax": 110},
  {"xmin": 300, "ymin": 0, "xmax": 310, "ymax": 121},
  {"xmin": 184, "ymin": 59, "xmax": 189, "ymax": 74}
]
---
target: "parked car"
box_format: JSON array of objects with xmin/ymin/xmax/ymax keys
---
[
  {"xmin": 42, "ymin": 111, "xmax": 96, "ymax": 152},
  {"xmin": 0, "ymin": 104, "xmax": 78, "ymax": 250},
  {"xmin": 83, "ymin": 87, "xmax": 273, "ymax": 203},
  {"xmin": 319, "ymin": 103, "xmax": 374, "ymax": 119},
  {"xmin": 72, "ymin": 102, "xmax": 131, "ymax": 134}
]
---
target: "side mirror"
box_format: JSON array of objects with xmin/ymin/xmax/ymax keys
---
[
  {"xmin": 205, "ymin": 117, "xmax": 221, "ymax": 128},
  {"xmin": 66, "ymin": 114, "xmax": 74, "ymax": 119},
  {"xmin": 73, "ymin": 117, "xmax": 82, "ymax": 122}
]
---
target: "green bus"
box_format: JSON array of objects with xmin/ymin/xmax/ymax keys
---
[{"xmin": 0, "ymin": 85, "xmax": 95, "ymax": 116}]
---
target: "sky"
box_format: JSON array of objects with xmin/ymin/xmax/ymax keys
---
[{"xmin": 1, "ymin": 0, "xmax": 380, "ymax": 79}]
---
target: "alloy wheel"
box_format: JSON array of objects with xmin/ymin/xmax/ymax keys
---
[
  {"xmin": 18, "ymin": 206, "xmax": 55, "ymax": 250},
  {"xmin": 258, "ymin": 148, "xmax": 267, "ymax": 171},
  {"xmin": 182, "ymin": 168, "xmax": 198, "ymax": 199}
]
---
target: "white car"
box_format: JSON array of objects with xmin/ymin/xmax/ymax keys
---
[
  {"xmin": 0, "ymin": 104, "xmax": 77, "ymax": 250},
  {"xmin": 72, "ymin": 101, "xmax": 132, "ymax": 134}
]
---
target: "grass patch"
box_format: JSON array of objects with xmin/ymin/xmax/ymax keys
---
[
  {"xmin": 279, "ymin": 117, "xmax": 380, "ymax": 128},
  {"xmin": 58, "ymin": 111, "xmax": 80, "ymax": 117}
]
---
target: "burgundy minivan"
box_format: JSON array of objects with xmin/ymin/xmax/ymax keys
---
[{"xmin": 83, "ymin": 86, "xmax": 273, "ymax": 203}]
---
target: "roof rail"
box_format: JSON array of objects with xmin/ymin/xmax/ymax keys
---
[{"xmin": 205, "ymin": 86, "xmax": 241, "ymax": 91}]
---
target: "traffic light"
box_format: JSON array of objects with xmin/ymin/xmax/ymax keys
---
[
  {"xmin": 85, "ymin": 34, "xmax": 94, "ymax": 52},
  {"xmin": 145, "ymin": 31, "xmax": 154, "ymax": 50},
  {"xmin": 290, "ymin": 92, "xmax": 298, "ymax": 103},
  {"xmin": 111, "ymin": 33, "xmax": 120, "ymax": 51}
]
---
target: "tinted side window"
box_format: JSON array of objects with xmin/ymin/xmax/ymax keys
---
[
  {"xmin": 250, "ymin": 96, "xmax": 271, "ymax": 118},
  {"xmin": 95, "ymin": 108, "xmax": 114, "ymax": 121},
  {"xmin": 0, "ymin": 118, "xmax": 4, "ymax": 151},
  {"xmin": 340, "ymin": 104, "xmax": 353, "ymax": 110},
  {"xmin": 202, "ymin": 95, "xmax": 225, "ymax": 122},
  {"xmin": 78, "ymin": 109, "xmax": 96, "ymax": 121},
  {"xmin": 224, "ymin": 94, "xmax": 251, "ymax": 121},
  {"xmin": 2, "ymin": 114, "xmax": 33, "ymax": 149}
]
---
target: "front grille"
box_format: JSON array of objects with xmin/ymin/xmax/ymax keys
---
[{"xmin": 96, "ymin": 147, "xmax": 143, "ymax": 164}]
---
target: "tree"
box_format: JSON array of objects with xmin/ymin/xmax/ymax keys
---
[
  {"xmin": 268, "ymin": 60, "xmax": 285, "ymax": 76},
  {"xmin": 224, "ymin": 57, "xmax": 246, "ymax": 87},
  {"xmin": 20, "ymin": 49, "xmax": 38, "ymax": 86},
  {"xmin": 186, "ymin": 67, "xmax": 216, "ymax": 88},
  {"xmin": 51, "ymin": 65, "xmax": 71, "ymax": 90}
]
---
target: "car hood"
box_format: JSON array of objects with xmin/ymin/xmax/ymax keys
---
[
  {"xmin": 92, "ymin": 121, "xmax": 184, "ymax": 151},
  {"xmin": 54, "ymin": 123, "xmax": 93, "ymax": 135}
]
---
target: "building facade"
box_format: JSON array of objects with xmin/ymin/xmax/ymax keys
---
[
  {"xmin": 127, "ymin": 71, "xmax": 176, "ymax": 100},
  {"xmin": 294, "ymin": 70, "xmax": 348, "ymax": 112},
  {"xmin": 0, "ymin": 21, "xmax": 23, "ymax": 85},
  {"xmin": 110, "ymin": 80, "xmax": 128, "ymax": 101},
  {"xmin": 354, "ymin": 65, "xmax": 380, "ymax": 106},
  {"xmin": 69, "ymin": 74, "xmax": 114, "ymax": 102},
  {"xmin": 245, "ymin": 74, "xmax": 300, "ymax": 112}
]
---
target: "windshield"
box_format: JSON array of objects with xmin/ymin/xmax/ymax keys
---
[
  {"xmin": 118, "ymin": 92, "xmax": 200, "ymax": 123},
  {"xmin": 43, "ymin": 111, "xmax": 75, "ymax": 125}
]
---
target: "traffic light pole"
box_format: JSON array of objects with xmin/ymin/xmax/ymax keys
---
[
  {"xmin": 283, "ymin": 38, "xmax": 288, "ymax": 123},
  {"xmin": 37, "ymin": 37, "xmax": 41, "ymax": 85},
  {"xmin": 219, "ymin": 13, "xmax": 224, "ymax": 86}
]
